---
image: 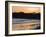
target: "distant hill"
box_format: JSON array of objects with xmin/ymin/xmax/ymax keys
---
[{"xmin": 12, "ymin": 12, "xmax": 40, "ymax": 19}]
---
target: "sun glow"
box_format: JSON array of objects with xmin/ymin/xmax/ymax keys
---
[{"xmin": 12, "ymin": 6, "xmax": 40, "ymax": 13}]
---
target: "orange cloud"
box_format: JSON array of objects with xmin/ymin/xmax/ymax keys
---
[{"xmin": 12, "ymin": 6, "xmax": 40, "ymax": 13}]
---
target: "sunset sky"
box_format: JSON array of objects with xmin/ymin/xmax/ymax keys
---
[{"xmin": 12, "ymin": 6, "xmax": 40, "ymax": 13}]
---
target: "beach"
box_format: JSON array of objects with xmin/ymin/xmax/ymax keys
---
[{"xmin": 12, "ymin": 18, "xmax": 40, "ymax": 31}]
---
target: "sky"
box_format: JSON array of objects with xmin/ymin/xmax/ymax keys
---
[{"xmin": 12, "ymin": 6, "xmax": 40, "ymax": 13}]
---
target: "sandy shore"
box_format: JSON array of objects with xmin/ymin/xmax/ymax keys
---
[{"xmin": 12, "ymin": 19, "xmax": 40, "ymax": 31}]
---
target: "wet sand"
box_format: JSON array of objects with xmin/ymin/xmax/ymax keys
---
[{"xmin": 12, "ymin": 19, "xmax": 40, "ymax": 31}]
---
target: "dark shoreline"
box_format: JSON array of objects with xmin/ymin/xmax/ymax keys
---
[{"xmin": 12, "ymin": 12, "xmax": 40, "ymax": 19}]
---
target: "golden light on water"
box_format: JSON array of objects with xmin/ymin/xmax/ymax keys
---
[{"xmin": 12, "ymin": 6, "xmax": 40, "ymax": 13}]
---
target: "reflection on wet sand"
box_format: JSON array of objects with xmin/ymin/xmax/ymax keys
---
[{"xmin": 12, "ymin": 19, "xmax": 40, "ymax": 31}]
